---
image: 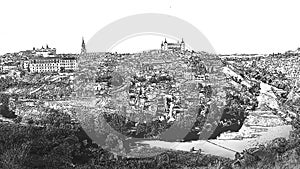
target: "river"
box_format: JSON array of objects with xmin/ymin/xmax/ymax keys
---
[{"xmin": 138, "ymin": 110, "xmax": 292, "ymax": 159}]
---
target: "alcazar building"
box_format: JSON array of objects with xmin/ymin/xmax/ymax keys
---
[{"xmin": 161, "ymin": 38, "xmax": 185, "ymax": 51}]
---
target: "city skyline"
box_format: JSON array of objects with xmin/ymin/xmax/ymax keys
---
[
  {"xmin": 1, "ymin": 0, "xmax": 300, "ymax": 55},
  {"xmin": 2, "ymin": 1, "xmax": 300, "ymax": 168}
]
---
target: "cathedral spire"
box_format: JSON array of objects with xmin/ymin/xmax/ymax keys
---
[
  {"xmin": 81, "ymin": 37, "xmax": 86, "ymax": 55},
  {"xmin": 82, "ymin": 37, "xmax": 85, "ymax": 47}
]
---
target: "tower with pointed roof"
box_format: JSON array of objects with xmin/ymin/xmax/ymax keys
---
[
  {"xmin": 180, "ymin": 38, "xmax": 185, "ymax": 51},
  {"xmin": 161, "ymin": 38, "xmax": 168, "ymax": 50},
  {"xmin": 81, "ymin": 37, "xmax": 87, "ymax": 55}
]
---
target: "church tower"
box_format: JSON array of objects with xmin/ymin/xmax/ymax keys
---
[
  {"xmin": 81, "ymin": 37, "xmax": 87, "ymax": 55},
  {"xmin": 161, "ymin": 38, "xmax": 168, "ymax": 50},
  {"xmin": 180, "ymin": 38, "xmax": 185, "ymax": 51}
]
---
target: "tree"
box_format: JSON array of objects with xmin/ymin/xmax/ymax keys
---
[{"xmin": 0, "ymin": 94, "xmax": 16, "ymax": 118}]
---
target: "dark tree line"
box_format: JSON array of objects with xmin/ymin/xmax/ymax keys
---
[{"xmin": 0, "ymin": 94, "xmax": 17, "ymax": 118}]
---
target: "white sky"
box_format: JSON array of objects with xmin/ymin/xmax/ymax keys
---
[
  {"xmin": 109, "ymin": 35, "xmax": 193, "ymax": 53},
  {"xmin": 0, "ymin": 0, "xmax": 300, "ymax": 55}
]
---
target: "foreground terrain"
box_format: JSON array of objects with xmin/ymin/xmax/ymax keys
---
[{"xmin": 1, "ymin": 49, "xmax": 300, "ymax": 168}]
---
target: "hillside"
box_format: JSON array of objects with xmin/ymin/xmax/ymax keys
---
[{"xmin": 1, "ymin": 50, "xmax": 300, "ymax": 168}]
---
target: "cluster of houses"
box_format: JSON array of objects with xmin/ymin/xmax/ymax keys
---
[
  {"xmin": 224, "ymin": 48, "xmax": 300, "ymax": 81},
  {"xmin": 93, "ymin": 50, "xmax": 219, "ymax": 123},
  {"xmin": 0, "ymin": 45, "xmax": 79, "ymax": 77},
  {"xmin": 256, "ymin": 55, "xmax": 300, "ymax": 79}
]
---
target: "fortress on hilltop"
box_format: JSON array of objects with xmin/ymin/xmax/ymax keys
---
[{"xmin": 161, "ymin": 38, "xmax": 185, "ymax": 51}]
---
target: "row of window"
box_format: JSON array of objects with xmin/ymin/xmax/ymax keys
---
[
  {"xmin": 31, "ymin": 66, "xmax": 76, "ymax": 69},
  {"xmin": 31, "ymin": 65, "xmax": 76, "ymax": 69}
]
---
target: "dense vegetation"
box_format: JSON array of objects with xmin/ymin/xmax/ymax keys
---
[
  {"xmin": 0, "ymin": 93, "xmax": 17, "ymax": 118},
  {"xmin": 0, "ymin": 109, "xmax": 234, "ymax": 169}
]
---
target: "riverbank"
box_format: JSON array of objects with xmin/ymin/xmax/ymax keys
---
[{"xmin": 139, "ymin": 108, "xmax": 292, "ymax": 159}]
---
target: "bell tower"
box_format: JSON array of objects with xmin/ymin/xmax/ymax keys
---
[
  {"xmin": 180, "ymin": 38, "xmax": 185, "ymax": 51},
  {"xmin": 81, "ymin": 37, "xmax": 87, "ymax": 55}
]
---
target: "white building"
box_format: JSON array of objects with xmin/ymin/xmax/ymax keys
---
[
  {"xmin": 59, "ymin": 57, "xmax": 78, "ymax": 71},
  {"xmin": 29, "ymin": 57, "xmax": 60, "ymax": 73},
  {"xmin": 28, "ymin": 56, "xmax": 78, "ymax": 73},
  {"xmin": 33, "ymin": 45, "xmax": 56, "ymax": 57},
  {"xmin": 1, "ymin": 62, "xmax": 18, "ymax": 72}
]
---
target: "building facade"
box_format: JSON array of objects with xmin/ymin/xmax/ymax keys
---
[
  {"xmin": 32, "ymin": 45, "xmax": 57, "ymax": 57},
  {"xmin": 59, "ymin": 57, "xmax": 78, "ymax": 72},
  {"xmin": 29, "ymin": 57, "xmax": 61, "ymax": 73},
  {"xmin": 161, "ymin": 38, "xmax": 185, "ymax": 51},
  {"xmin": 28, "ymin": 56, "xmax": 78, "ymax": 73},
  {"xmin": 1, "ymin": 62, "xmax": 19, "ymax": 72},
  {"xmin": 18, "ymin": 45, "xmax": 56, "ymax": 58}
]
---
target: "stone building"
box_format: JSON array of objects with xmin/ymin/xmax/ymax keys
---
[
  {"xmin": 161, "ymin": 38, "xmax": 185, "ymax": 51},
  {"xmin": 28, "ymin": 56, "xmax": 78, "ymax": 73}
]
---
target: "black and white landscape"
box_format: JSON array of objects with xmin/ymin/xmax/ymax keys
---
[{"xmin": 1, "ymin": 1, "xmax": 300, "ymax": 169}]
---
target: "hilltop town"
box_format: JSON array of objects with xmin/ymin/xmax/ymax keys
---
[{"xmin": 1, "ymin": 38, "xmax": 300, "ymax": 168}]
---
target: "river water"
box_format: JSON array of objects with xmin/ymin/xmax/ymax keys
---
[{"xmin": 138, "ymin": 110, "xmax": 292, "ymax": 159}]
